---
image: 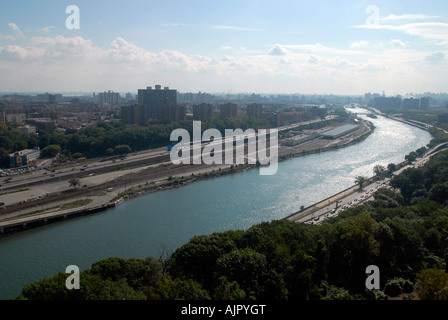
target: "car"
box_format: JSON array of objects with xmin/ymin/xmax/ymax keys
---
[{"xmin": 314, "ymin": 216, "xmax": 320, "ymax": 221}]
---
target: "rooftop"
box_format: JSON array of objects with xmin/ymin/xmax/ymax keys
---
[{"xmin": 321, "ymin": 124, "xmax": 359, "ymax": 138}]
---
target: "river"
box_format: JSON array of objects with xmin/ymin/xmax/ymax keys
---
[{"xmin": 0, "ymin": 108, "xmax": 433, "ymax": 299}]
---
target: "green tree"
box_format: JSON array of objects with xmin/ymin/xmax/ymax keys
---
[
  {"xmin": 68, "ymin": 177, "xmax": 81, "ymax": 189},
  {"xmin": 213, "ymin": 276, "xmax": 246, "ymax": 300},
  {"xmin": 114, "ymin": 144, "xmax": 132, "ymax": 155},
  {"xmin": 41, "ymin": 145, "xmax": 61, "ymax": 157},
  {"xmin": 373, "ymin": 165, "xmax": 386, "ymax": 179},
  {"xmin": 147, "ymin": 276, "xmax": 210, "ymax": 300},
  {"xmin": 0, "ymin": 147, "xmax": 9, "ymax": 166},
  {"xmin": 355, "ymin": 176, "xmax": 368, "ymax": 190},
  {"xmin": 429, "ymin": 182, "xmax": 448, "ymax": 204},
  {"xmin": 167, "ymin": 232, "xmax": 240, "ymax": 289},
  {"xmin": 405, "ymin": 151, "xmax": 417, "ymax": 163},
  {"xmin": 416, "ymin": 268, "xmax": 448, "ymax": 300},
  {"xmin": 215, "ymin": 248, "xmax": 267, "ymax": 295},
  {"xmin": 339, "ymin": 213, "xmax": 380, "ymax": 292},
  {"xmin": 387, "ymin": 163, "xmax": 397, "ymax": 175}
]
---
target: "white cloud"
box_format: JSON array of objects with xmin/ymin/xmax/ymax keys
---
[
  {"xmin": 390, "ymin": 39, "xmax": 405, "ymax": 47},
  {"xmin": 220, "ymin": 45, "xmax": 233, "ymax": 51},
  {"xmin": 0, "ymin": 34, "xmax": 15, "ymax": 41},
  {"xmin": 8, "ymin": 23, "xmax": 24, "ymax": 39},
  {"xmin": 211, "ymin": 25, "xmax": 262, "ymax": 32},
  {"xmin": 424, "ymin": 51, "xmax": 445, "ymax": 63},
  {"xmin": 268, "ymin": 44, "xmax": 288, "ymax": 56},
  {"xmin": 351, "ymin": 41, "xmax": 369, "ymax": 48},
  {"xmin": 381, "ymin": 14, "xmax": 438, "ymax": 23},
  {"xmin": 161, "ymin": 23, "xmax": 196, "ymax": 28},
  {"xmin": 398, "ymin": 22, "xmax": 448, "ymax": 44},
  {"xmin": 0, "ymin": 35, "xmax": 446, "ymax": 94},
  {"xmin": 39, "ymin": 26, "xmax": 55, "ymax": 34},
  {"xmin": 354, "ymin": 21, "xmax": 448, "ymax": 45},
  {"xmin": 0, "ymin": 45, "xmax": 45, "ymax": 61},
  {"xmin": 308, "ymin": 55, "xmax": 319, "ymax": 64},
  {"xmin": 284, "ymin": 43, "xmax": 366, "ymax": 55}
]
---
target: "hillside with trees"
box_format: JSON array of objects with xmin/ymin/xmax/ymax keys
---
[{"xmin": 13, "ymin": 149, "xmax": 448, "ymax": 300}]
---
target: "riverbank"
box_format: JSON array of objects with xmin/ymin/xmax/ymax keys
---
[
  {"xmin": 115, "ymin": 120, "xmax": 374, "ymax": 202},
  {"xmin": 0, "ymin": 118, "xmax": 373, "ymax": 237}
]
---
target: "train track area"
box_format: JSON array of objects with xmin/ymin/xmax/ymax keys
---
[{"xmin": 0, "ymin": 120, "xmax": 372, "ymax": 222}]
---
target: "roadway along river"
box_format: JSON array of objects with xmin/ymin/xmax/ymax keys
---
[{"xmin": 0, "ymin": 108, "xmax": 433, "ymax": 299}]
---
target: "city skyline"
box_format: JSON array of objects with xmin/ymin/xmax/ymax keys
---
[{"xmin": 0, "ymin": 0, "xmax": 447, "ymax": 95}]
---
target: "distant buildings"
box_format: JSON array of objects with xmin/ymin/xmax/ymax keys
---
[
  {"xmin": 25, "ymin": 119, "xmax": 56, "ymax": 133},
  {"xmin": 179, "ymin": 92, "xmax": 214, "ymax": 104},
  {"xmin": 403, "ymin": 98, "xmax": 420, "ymax": 109},
  {"xmin": 36, "ymin": 93, "xmax": 62, "ymax": 104},
  {"xmin": 121, "ymin": 85, "xmax": 186, "ymax": 125},
  {"xmin": 246, "ymin": 103, "xmax": 263, "ymax": 119},
  {"xmin": 99, "ymin": 91, "xmax": 121, "ymax": 105},
  {"xmin": 373, "ymin": 96, "xmax": 402, "ymax": 109},
  {"xmin": 16, "ymin": 125, "xmax": 36, "ymax": 135},
  {"xmin": 372, "ymin": 95, "xmax": 431, "ymax": 110},
  {"xmin": 124, "ymin": 85, "xmax": 182, "ymax": 124},
  {"xmin": 193, "ymin": 103, "xmax": 214, "ymax": 121},
  {"xmin": 159, "ymin": 102, "xmax": 186, "ymax": 123},
  {"xmin": 138, "ymin": 85, "xmax": 178, "ymax": 118},
  {"xmin": 121, "ymin": 104, "xmax": 147, "ymax": 126},
  {"xmin": 9, "ymin": 147, "xmax": 40, "ymax": 168},
  {"xmin": 420, "ymin": 97, "xmax": 429, "ymax": 110},
  {"xmin": 220, "ymin": 103, "xmax": 238, "ymax": 118}
]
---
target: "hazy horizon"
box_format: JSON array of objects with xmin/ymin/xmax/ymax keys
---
[{"xmin": 0, "ymin": 0, "xmax": 447, "ymax": 95}]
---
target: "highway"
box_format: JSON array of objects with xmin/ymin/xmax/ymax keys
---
[
  {"xmin": 1, "ymin": 147, "xmax": 170, "ymax": 191},
  {"xmin": 288, "ymin": 140, "xmax": 443, "ymax": 225},
  {"xmin": 291, "ymin": 179, "xmax": 391, "ymax": 225}
]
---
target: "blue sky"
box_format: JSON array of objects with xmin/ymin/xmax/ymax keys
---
[{"xmin": 0, "ymin": 0, "xmax": 447, "ymax": 95}]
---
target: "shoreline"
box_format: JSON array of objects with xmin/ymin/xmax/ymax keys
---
[
  {"xmin": 117, "ymin": 120, "xmax": 375, "ymax": 203},
  {"xmin": 0, "ymin": 119, "xmax": 375, "ymax": 238}
]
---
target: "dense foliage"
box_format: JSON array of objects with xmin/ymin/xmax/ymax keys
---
[
  {"xmin": 0, "ymin": 116, "xmax": 278, "ymax": 166},
  {"xmin": 14, "ymin": 150, "xmax": 448, "ymax": 300}
]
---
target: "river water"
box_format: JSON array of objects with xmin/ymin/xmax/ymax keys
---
[{"xmin": 0, "ymin": 108, "xmax": 433, "ymax": 299}]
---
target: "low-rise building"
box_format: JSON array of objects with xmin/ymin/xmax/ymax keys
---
[{"xmin": 9, "ymin": 147, "xmax": 40, "ymax": 167}]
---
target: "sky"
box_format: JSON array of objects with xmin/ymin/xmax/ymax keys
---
[{"xmin": 0, "ymin": 0, "xmax": 447, "ymax": 95}]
